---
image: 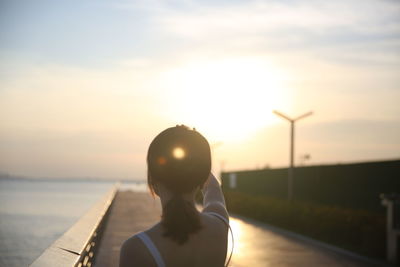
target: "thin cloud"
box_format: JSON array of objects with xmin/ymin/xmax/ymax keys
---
[
  {"xmin": 157, "ymin": 0, "xmax": 400, "ymax": 38},
  {"xmin": 149, "ymin": 0, "xmax": 400, "ymax": 67}
]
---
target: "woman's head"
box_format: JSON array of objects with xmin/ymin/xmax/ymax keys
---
[
  {"xmin": 147, "ymin": 125, "xmax": 211, "ymax": 196},
  {"xmin": 146, "ymin": 125, "xmax": 212, "ymax": 244}
]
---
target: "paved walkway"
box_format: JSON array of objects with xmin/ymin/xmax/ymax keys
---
[
  {"xmin": 95, "ymin": 191, "xmax": 162, "ymax": 267},
  {"xmin": 95, "ymin": 191, "xmax": 380, "ymax": 267},
  {"xmin": 227, "ymin": 216, "xmax": 379, "ymax": 267}
]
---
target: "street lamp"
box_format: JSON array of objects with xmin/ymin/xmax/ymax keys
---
[
  {"xmin": 211, "ymin": 141, "xmax": 223, "ymax": 182},
  {"xmin": 273, "ymin": 110, "xmax": 313, "ymax": 201}
]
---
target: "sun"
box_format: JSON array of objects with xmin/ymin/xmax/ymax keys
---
[{"xmin": 160, "ymin": 57, "xmax": 290, "ymax": 142}]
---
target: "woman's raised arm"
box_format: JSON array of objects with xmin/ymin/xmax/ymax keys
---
[{"xmin": 202, "ymin": 173, "xmax": 229, "ymax": 221}]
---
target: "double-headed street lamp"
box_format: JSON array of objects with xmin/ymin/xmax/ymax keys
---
[{"xmin": 273, "ymin": 110, "xmax": 313, "ymax": 201}]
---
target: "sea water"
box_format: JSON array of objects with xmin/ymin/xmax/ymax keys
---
[{"xmin": 0, "ymin": 178, "xmax": 145, "ymax": 267}]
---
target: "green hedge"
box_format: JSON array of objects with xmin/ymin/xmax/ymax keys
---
[{"xmin": 224, "ymin": 190, "xmax": 386, "ymax": 259}]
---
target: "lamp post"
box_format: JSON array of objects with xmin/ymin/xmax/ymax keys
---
[
  {"xmin": 273, "ymin": 110, "xmax": 313, "ymax": 201},
  {"xmin": 211, "ymin": 141, "xmax": 223, "ymax": 182}
]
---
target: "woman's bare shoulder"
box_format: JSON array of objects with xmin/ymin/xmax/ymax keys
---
[
  {"xmin": 119, "ymin": 234, "xmax": 155, "ymax": 267},
  {"xmin": 200, "ymin": 212, "xmax": 229, "ymax": 236}
]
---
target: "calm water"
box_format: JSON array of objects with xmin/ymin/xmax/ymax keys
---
[{"xmin": 0, "ymin": 179, "xmax": 145, "ymax": 267}]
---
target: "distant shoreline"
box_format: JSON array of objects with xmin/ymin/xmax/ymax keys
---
[{"xmin": 0, "ymin": 175, "xmax": 144, "ymax": 183}]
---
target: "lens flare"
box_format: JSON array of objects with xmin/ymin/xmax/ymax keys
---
[
  {"xmin": 172, "ymin": 147, "xmax": 185, "ymax": 159},
  {"xmin": 157, "ymin": 157, "xmax": 166, "ymax": 165}
]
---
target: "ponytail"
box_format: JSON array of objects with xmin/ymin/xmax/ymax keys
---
[{"xmin": 161, "ymin": 194, "xmax": 202, "ymax": 245}]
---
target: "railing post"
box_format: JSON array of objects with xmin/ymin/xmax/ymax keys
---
[{"xmin": 381, "ymin": 193, "xmax": 400, "ymax": 264}]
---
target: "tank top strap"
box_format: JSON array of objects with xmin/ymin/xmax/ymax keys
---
[{"xmin": 137, "ymin": 232, "xmax": 166, "ymax": 267}]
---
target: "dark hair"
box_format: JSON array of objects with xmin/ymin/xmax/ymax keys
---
[{"xmin": 147, "ymin": 125, "xmax": 211, "ymax": 244}]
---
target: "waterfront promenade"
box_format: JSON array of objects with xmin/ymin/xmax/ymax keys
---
[{"xmin": 94, "ymin": 190, "xmax": 378, "ymax": 267}]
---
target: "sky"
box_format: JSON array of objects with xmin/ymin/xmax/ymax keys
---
[{"xmin": 0, "ymin": 0, "xmax": 399, "ymax": 179}]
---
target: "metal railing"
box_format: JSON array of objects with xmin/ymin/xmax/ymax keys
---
[{"xmin": 30, "ymin": 184, "xmax": 118, "ymax": 267}]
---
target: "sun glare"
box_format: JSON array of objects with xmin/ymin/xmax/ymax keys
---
[
  {"xmin": 173, "ymin": 147, "xmax": 185, "ymax": 159},
  {"xmin": 161, "ymin": 58, "xmax": 290, "ymax": 142}
]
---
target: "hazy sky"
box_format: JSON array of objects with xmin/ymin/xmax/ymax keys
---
[{"xmin": 1, "ymin": 0, "xmax": 399, "ymax": 179}]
